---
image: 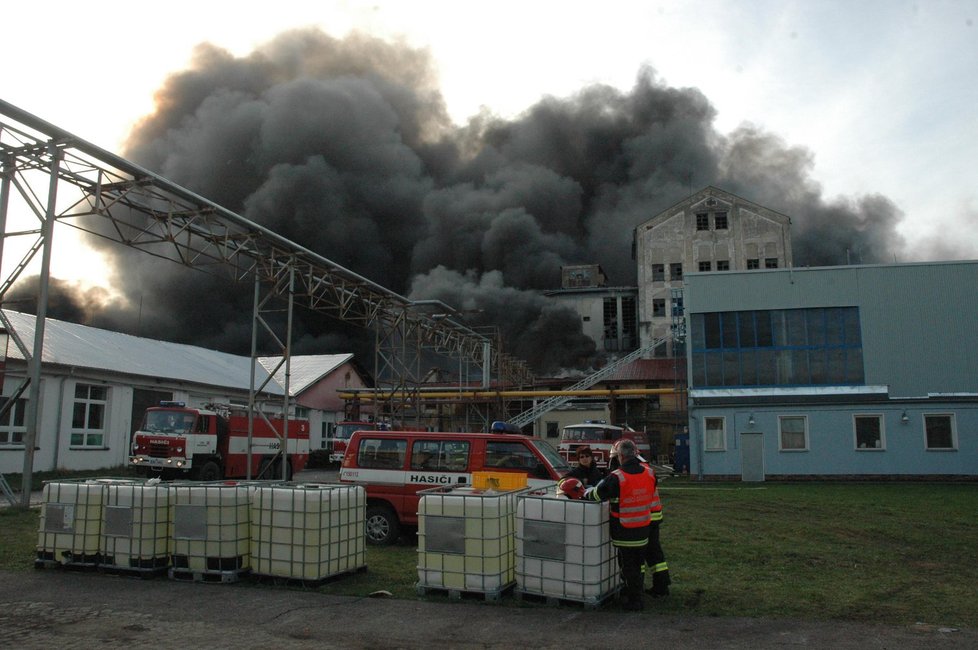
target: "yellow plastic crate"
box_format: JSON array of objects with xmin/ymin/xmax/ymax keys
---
[{"xmin": 471, "ymin": 471, "xmax": 527, "ymax": 491}]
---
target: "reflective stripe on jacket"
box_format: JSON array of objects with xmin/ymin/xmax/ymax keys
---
[
  {"xmin": 642, "ymin": 463, "xmax": 663, "ymax": 522},
  {"xmin": 612, "ymin": 467, "xmax": 656, "ymax": 528}
]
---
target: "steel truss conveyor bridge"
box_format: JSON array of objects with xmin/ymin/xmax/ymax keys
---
[
  {"xmin": 508, "ymin": 338, "xmax": 668, "ymax": 428},
  {"xmin": 0, "ymin": 99, "xmax": 532, "ymax": 504}
]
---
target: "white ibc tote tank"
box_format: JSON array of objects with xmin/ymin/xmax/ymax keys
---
[
  {"xmin": 169, "ymin": 481, "xmax": 252, "ymax": 579},
  {"xmin": 516, "ymin": 488, "xmax": 620, "ymax": 604},
  {"xmin": 250, "ymin": 482, "xmax": 366, "ymax": 581},
  {"xmin": 416, "ymin": 485, "xmax": 520, "ymax": 596},
  {"xmin": 99, "ymin": 479, "xmax": 171, "ymax": 572},
  {"xmin": 36, "ymin": 479, "xmax": 118, "ymax": 567}
]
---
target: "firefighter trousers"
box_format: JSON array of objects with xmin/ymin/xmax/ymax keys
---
[
  {"xmin": 643, "ymin": 521, "xmax": 671, "ymax": 596},
  {"xmin": 616, "ymin": 544, "xmax": 647, "ymax": 609}
]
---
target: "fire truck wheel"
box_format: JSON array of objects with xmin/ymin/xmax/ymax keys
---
[
  {"xmin": 365, "ymin": 505, "xmax": 400, "ymax": 546},
  {"xmin": 197, "ymin": 461, "xmax": 222, "ymax": 482}
]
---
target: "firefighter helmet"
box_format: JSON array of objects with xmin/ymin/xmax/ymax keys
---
[{"xmin": 557, "ymin": 477, "xmax": 585, "ymax": 500}]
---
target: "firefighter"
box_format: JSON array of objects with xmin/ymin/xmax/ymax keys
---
[
  {"xmin": 610, "ymin": 440, "xmax": 671, "ymax": 597},
  {"xmin": 562, "ymin": 446, "xmax": 605, "ymax": 487},
  {"xmin": 584, "ymin": 438, "xmax": 654, "ymax": 611}
]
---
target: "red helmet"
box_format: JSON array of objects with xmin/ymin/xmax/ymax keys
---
[{"xmin": 558, "ymin": 477, "xmax": 585, "ymax": 500}]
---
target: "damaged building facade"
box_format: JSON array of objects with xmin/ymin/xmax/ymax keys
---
[{"xmin": 634, "ymin": 186, "xmax": 793, "ymax": 356}]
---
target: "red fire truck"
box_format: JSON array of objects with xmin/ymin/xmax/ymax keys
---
[
  {"xmin": 129, "ymin": 401, "xmax": 310, "ymax": 480},
  {"xmin": 558, "ymin": 421, "xmax": 652, "ymax": 468}
]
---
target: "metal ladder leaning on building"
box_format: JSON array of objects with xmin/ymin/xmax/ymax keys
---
[{"xmin": 509, "ymin": 337, "xmax": 669, "ymax": 429}]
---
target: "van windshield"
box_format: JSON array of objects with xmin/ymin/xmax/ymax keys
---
[{"xmin": 530, "ymin": 439, "xmax": 570, "ymax": 473}]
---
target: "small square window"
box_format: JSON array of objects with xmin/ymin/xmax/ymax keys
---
[
  {"xmin": 705, "ymin": 417, "xmax": 725, "ymax": 451},
  {"xmin": 651, "ymin": 264, "xmax": 665, "ymax": 282},
  {"xmin": 854, "ymin": 415, "xmax": 884, "ymax": 450},
  {"xmin": 696, "ymin": 213, "xmax": 709, "ymax": 230},
  {"xmin": 924, "ymin": 414, "xmax": 956, "ymax": 450},
  {"xmin": 670, "ymin": 263, "xmax": 683, "ymax": 281},
  {"xmin": 765, "ymin": 258, "xmax": 779, "ymax": 269},
  {"xmin": 779, "ymin": 416, "xmax": 808, "ymax": 451},
  {"xmin": 747, "ymin": 258, "xmax": 760, "ymax": 270},
  {"xmin": 716, "ymin": 260, "xmax": 730, "ymax": 271},
  {"xmin": 714, "ymin": 212, "xmax": 728, "ymax": 229},
  {"xmin": 698, "ymin": 261, "xmax": 712, "ymax": 272},
  {"xmin": 652, "ymin": 299, "xmax": 666, "ymax": 317}
]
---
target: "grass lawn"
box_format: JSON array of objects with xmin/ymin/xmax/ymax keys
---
[{"xmin": 4, "ymin": 478, "xmax": 976, "ymax": 627}]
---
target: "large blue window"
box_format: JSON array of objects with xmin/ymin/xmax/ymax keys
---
[{"xmin": 690, "ymin": 307, "xmax": 864, "ymax": 388}]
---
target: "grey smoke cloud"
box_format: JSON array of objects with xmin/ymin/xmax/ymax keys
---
[{"xmin": 29, "ymin": 27, "xmax": 972, "ymax": 375}]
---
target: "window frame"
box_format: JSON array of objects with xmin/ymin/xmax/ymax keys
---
[
  {"xmin": 765, "ymin": 258, "xmax": 779, "ymax": 269},
  {"xmin": 651, "ymin": 263, "xmax": 665, "ymax": 282},
  {"xmin": 853, "ymin": 414, "xmax": 885, "ymax": 451},
  {"xmin": 358, "ymin": 436, "xmax": 408, "ymax": 469},
  {"xmin": 698, "ymin": 261, "xmax": 712, "ymax": 272},
  {"xmin": 778, "ymin": 415, "xmax": 809, "ymax": 452},
  {"xmin": 70, "ymin": 383, "xmax": 109, "ymax": 448},
  {"xmin": 670, "ymin": 263, "xmax": 683, "ymax": 281},
  {"xmin": 696, "ymin": 212, "xmax": 709, "ymax": 231},
  {"xmin": 652, "ymin": 298, "xmax": 666, "ymax": 317},
  {"xmin": 716, "ymin": 260, "xmax": 730, "ymax": 271},
  {"xmin": 714, "ymin": 212, "xmax": 728, "ymax": 229},
  {"xmin": 0, "ymin": 396, "xmax": 28, "ymax": 446},
  {"xmin": 747, "ymin": 258, "xmax": 760, "ymax": 270},
  {"xmin": 545, "ymin": 421, "xmax": 559, "ymax": 439},
  {"xmin": 923, "ymin": 413, "xmax": 957, "ymax": 451},
  {"xmin": 704, "ymin": 416, "xmax": 726, "ymax": 451}
]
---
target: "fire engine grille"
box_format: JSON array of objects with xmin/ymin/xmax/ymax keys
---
[{"xmin": 148, "ymin": 443, "xmax": 170, "ymax": 458}]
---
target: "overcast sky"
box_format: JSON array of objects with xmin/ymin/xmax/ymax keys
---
[{"xmin": 4, "ymin": 0, "xmax": 977, "ymax": 287}]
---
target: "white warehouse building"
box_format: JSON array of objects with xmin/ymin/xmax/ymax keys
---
[{"xmin": 0, "ymin": 310, "xmax": 362, "ymax": 475}]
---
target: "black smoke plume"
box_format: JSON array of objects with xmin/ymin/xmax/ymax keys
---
[{"xmin": 25, "ymin": 27, "xmax": 972, "ymax": 374}]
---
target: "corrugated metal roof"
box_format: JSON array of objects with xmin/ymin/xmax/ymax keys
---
[
  {"xmin": 258, "ymin": 354, "xmax": 354, "ymax": 395},
  {"xmin": 3, "ymin": 310, "xmax": 282, "ymax": 394},
  {"xmin": 602, "ymin": 358, "xmax": 687, "ymax": 382}
]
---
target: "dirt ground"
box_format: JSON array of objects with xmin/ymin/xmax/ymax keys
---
[{"xmin": 1, "ymin": 568, "xmax": 974, "ymax": 650}]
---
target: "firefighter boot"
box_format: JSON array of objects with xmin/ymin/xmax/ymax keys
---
[
  {"xmin": 645, "ymin": 568, "xmax": 671, "ymax": 597},
  {"xmin": 622, "ymin": 573, "xmax": 645, "ymax": 611}
]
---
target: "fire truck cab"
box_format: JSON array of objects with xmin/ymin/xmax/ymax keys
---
[
  {"xmin": 339, "ymin": 425, "xmax": 570, "ymax": 545},
  {"xmin": 328, "ymin": 421, "xmax": 379, "ymax": 464},
  {"xmin": 129, "ymin": 401, "xmax": 310, "ymax": 481},
  {"xmin": 558, "ymin": 421, "xmax": 652, "ymax": 468}
]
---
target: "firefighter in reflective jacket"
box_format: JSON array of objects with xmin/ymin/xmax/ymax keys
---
[
  {"xmin": 584, "ymin": 438, "xmax": 654, "ymax": 611},
  {"xmin": 610, "ymin": 439, "xmax": 671, "ymax": 597}
]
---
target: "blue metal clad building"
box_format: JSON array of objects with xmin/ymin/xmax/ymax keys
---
[{"xmin": 682, "ymin": 261, "xmax": 978, "ymax": 480}]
